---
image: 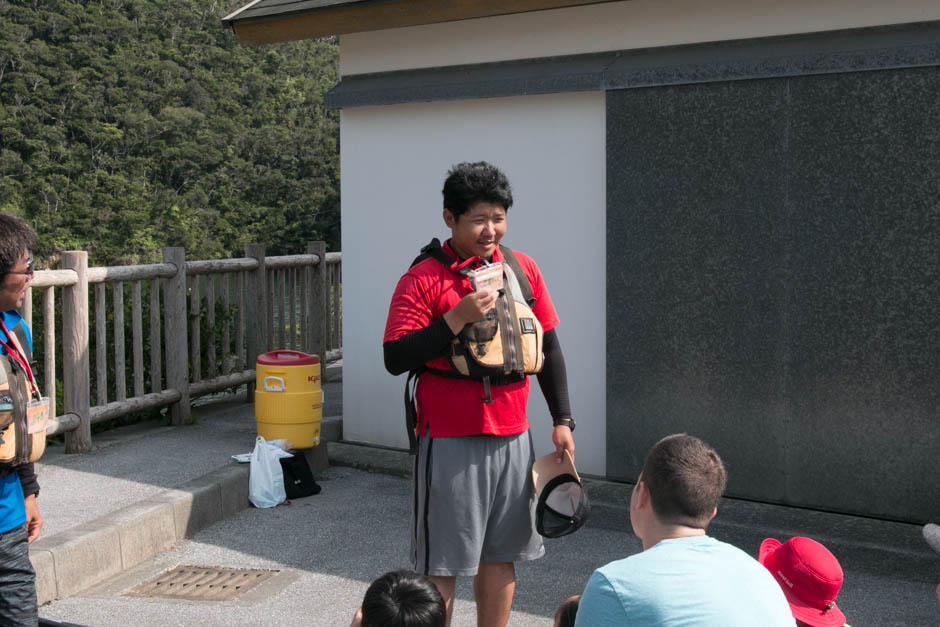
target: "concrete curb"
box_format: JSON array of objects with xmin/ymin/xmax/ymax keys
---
[
  {"xmin": 30, "ymin": 463, "xmax": 250, "ymax": 604},
  {"xmin": 30, "ymin": 415, "xmax": 345, "ymax": 605},
  {"xmin": 326, "ymin": 441, "xmax": 930, "ymax": 561},
  {"xmin": 31, "ymin": 412, "xmax": 929, "ymax": 607}
]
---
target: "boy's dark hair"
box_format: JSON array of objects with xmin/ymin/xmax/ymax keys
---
[
  {"xmin": 554, "ymin": 595, "xmax": 580, "ymax": 627},
  {"xmin": 0, "ymin": 214, "xmax": 39, "ymax": 279},
  {"xmin": 640, "ymin": 434, "xmax": 727, "ymax": 529},
  {"xmin": 442, "ymin": 161, "xmax": 513, "ymax": 218},
  {"xmin": 361, "ymin": 570, "xmax": 446, "ymax": 627}
]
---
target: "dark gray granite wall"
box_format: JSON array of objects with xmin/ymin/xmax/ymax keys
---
[{"xmin": 606, "ymin": 67, "xmax": 940, "ymax": 522}]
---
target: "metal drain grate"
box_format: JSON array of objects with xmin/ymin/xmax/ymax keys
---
[{"xmin": 125, "ymin": 565, "xmax": 279, "ymax": 601}]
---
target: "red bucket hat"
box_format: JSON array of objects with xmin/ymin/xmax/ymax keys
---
[{"xmin": 759, "ymin": 537, "xmax": 846, "ymax": 627}]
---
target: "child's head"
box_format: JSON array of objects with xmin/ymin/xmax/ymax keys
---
[
  {"xmin": 352, "ymin": 570, "xmax": 446, "ymax": 627},
  {"xmin": 554, "ymin": 594, "xmax": 581, "ymax": 627},
  {"xmin": 758, "ymin": 536, "xmax": 846, "ymax": 627}
]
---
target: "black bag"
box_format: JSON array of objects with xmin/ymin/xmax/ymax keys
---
[{"xmin": 279, "ymin": 454, "xmax": 321, "ymax": 499}]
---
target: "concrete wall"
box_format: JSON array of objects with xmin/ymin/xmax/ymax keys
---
[
  {"xmin": 606, "ymin": 68, "xmax": 940, "ymax": 522},
  {"xmin": 340, "ymin": 0, "xmax": 940, "ymax": 75},
  {"xmin": 335, "ymin": 1, "xmax": 939, "ymax": 519},
  {"xmin": 339, "ymin": 92, "xmax": 608, "ymax": 475}
]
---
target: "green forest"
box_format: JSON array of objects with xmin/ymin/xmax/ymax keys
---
[{"xmin": 0, "ymin": 0, "xmax": 340, "ymax": 267}]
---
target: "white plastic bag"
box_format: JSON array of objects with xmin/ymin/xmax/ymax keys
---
[{"xmin": 248, "ymin": 436, "xmax": 291, "ymax": 508}]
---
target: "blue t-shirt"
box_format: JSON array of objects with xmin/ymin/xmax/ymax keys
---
[
  {"xmin": 0, "ymin": 310, "xmax": 32, "ymax": 534},
  {"xmin": 574, "ymin": 535, "xmax": 795, "ymax": 627}
]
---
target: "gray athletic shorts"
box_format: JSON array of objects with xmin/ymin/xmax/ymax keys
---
[{"xmin": 411, "ymin": 431, "xmax": 545, "ymax": 577}]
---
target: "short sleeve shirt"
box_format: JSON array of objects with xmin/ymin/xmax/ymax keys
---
[
  {"xmin": 384, "ymin": 240, "xmax": 559, "ymax": 438},
  {"xmin": 574, "ymin": 535, "xmax": 795, "ymax": 626}
]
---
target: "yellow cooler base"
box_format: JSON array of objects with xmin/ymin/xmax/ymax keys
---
[{"xmin": 257, "ymin": 420, "xmax": 322, "ymax": 449}]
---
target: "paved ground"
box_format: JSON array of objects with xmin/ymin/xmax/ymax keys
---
[{"xmin": 30, "ymin": 381, "xmax": 940, "ymax": 626}]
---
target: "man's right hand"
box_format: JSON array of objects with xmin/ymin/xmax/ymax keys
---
[{"xmin": 443, "ymin": 288, "xmax": 498, "ymax": 334}]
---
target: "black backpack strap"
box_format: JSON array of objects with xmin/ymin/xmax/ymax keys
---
[
  {"xmin": 410, "ymin": 238, "xmax": 457, "ymax": 269},
  {"xmin": 499, "ymin": 246, "xmax": 534, "ymax": 306},
  {"xmin": 403, "ymin": 368, "xmax": 423, "ymax": 454}
]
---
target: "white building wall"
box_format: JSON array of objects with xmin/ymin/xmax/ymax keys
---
[
  {"xmin": 340, "ymin": 92, "xmax": 607, "ymax": 475},
  {"xmin": 340, "ymin": 0, "xmax": 940, "ymax": 75}
]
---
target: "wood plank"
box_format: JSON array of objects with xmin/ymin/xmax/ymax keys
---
[
  {"xmin": 29, "ymin": 269, "xmax": 78, "ymax": 288},
  {"xmin": 266, "ymin": 269, "xmax": 274, "ymax": 352},
  {"xmin": 89, "ymin": 389, "xmax": 183, "ymax": 424},
  {"xmin": 300, "ymin": 263, "xmax": 308, "ymax": 353},
  {"xmin": 222, "ymin": 273, "xmax": 231, "ymax": 376},
  {"xmin": 185, "ymin": 258, "xmax": 258, "ymax": 275},
  {"xmin": 289, "ymin": 267, "xmax": 297, "ymax": 350},
  {"xmin": 42, "ymin": 287, "xmax": 55, "ymax": 417},
  {"xmin": 22, "ymin": 288, "xmax": 31, "ymax": 331},
  {"xmin": 132, "ymin": 281, "xmax": 145, "ymax": 397},
  {"xmin": 244, "ymin": 245, "xmax": 267, "ymax": 400},
  {"xmin": 207, "ymin": 275, "xmax": 217, "ymax": 378},
  {"xmin": 150, "ymin": 280, "xmax": 162, "ymax": 393},
  {"xmin": 279, "ymin": 269, "xmax": 287, "ymax": 349},
  {"xmin": 86, "ymin": 264, "xmax": 176, "ymax": 283},
  {"xmin": 237, "ymin": 272, "xmax": 246, "ymax": 371},
  {"xmin": 95, "ymin": 283, "xmax": 108, "ymax": 405},
  {"xmin": 61, "ymin": 251, "xmax": 91, "ymax": 452},
  {"xmin": 308, "ymin": 241, "xmax": 326, "ymax": 358},
  {"xmin": 163, "ymin": 248, "xmax": 190, "ymax": 425},
  {"xmin": 190, "ymin": 274, "xmax": 201, "ymax": 383},
  {"xmin": 190, "ymin": 369, "xmax": 256, "ymax": 398},
  {"xmin": 113, "ymin": 282, "xmax": 126, "ymax": 402},
  {"xmin": 229, "ymin": 0, "xmax": 617, "ymax": 45}
]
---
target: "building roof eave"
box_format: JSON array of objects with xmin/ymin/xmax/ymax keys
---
[{"xmin": 222, "ymin": 0, "xmax": 621, "ymax": 46}]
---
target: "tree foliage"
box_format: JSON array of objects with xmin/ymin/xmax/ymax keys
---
[{"xmin": 0, "ymin": 0, "xmax": 340, "ymax": 266}]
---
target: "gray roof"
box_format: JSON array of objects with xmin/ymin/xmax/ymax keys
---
[
  {"xmin": 222, "ymin": 0, "xmax": 618, "ymax": 45},
  {"xmin": 223, "ymin": 0, "xmax": 363, "ymax": 25}
]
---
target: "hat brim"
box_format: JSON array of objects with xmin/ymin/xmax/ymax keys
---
[
  {"xmin": 532, "ymin": 449, "xmax": 579, "ymax": 497},
  {"xmin": 759, "ymin": 538, "xmax": 847, "ymax": 627},
  {"xmin": 536, "ymin": 474, "xmax": 589, "ymax": 538}
]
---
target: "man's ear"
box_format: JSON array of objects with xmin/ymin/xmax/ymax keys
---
[
  {"xmin": 708, "ymin": 506, "xmax": 717, "ymax": 522},
  {"xmin": 443, "ymin": 208, "xmax": 456, "ymax": 228},
  {"xmin": 635, "ymin": 480, "xmax": 650, "ymax": 509}
]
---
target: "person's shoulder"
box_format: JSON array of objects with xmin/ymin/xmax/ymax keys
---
[
  {"xmin": 501, "ymin": 246, "xmax": 544, "ymax": 282},
  {"xmin": 2, "ymin": 310, "xmax": 24, "ymax": 325},
  {"xmin": 0, "ymin": 310, "xmax": 26, "ymax": 337},
  {"xmin": 400, "ymin": 255, "xmax": 449, "ymax": 284},
  {"xmin": 502, "ymin": 246, "xmax": 538, "ymax": 267},
  {"xmin": 592, "ymin": 551, "xmax": 648, "ymax": 583},
  {"xmin": 707, "ymin": 537, "xmax": 764, "ymax": 563}
]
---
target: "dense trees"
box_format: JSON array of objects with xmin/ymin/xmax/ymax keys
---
[{"xmin": 0, "ymin": 0, "xmax": 339, "ymax": 266}]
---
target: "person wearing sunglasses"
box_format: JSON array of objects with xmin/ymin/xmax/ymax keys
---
[{"xmin": 0, "ymin": 213, "xmax": 43, "ymax": 627}]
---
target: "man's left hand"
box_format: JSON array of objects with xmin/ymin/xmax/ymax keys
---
[
  {"xmin": 552, "ymin": 424, "xmax": 575, "ymax": 463},
  {"xmin": 24, "ymin": 493, "xmax": 42, "ymax": 544}
]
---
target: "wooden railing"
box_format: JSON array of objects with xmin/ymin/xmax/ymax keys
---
[{"xmin": 22, "ymin": 242, "xmax": 341, "ymax": 453}]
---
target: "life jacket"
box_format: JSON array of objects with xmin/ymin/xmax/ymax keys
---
[
  {"xmin": 403, "ymin": 239, "xmax": 545, "ymax": 452},
  {"xmin": 0, "ymin": 321, "xmax": 45, "ymax": 472}
]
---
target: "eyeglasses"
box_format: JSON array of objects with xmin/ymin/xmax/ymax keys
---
[{"xmin": 8, "ymin": 253, "xmax": 35, "ymax": 277}]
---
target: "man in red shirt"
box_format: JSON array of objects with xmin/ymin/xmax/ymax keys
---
[{"xmin": 384, "ymin": 162, "xmax": 575, "ymax": 626}]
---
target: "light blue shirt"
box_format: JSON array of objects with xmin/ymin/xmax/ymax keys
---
[{"xmin": 574, "ymin": 535, "xmax": 795, "ymax": 626}]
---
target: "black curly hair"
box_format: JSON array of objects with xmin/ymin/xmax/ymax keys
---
[{"xmin": 442, "ymin": 161, "xmax": 513, "ymax": 219}]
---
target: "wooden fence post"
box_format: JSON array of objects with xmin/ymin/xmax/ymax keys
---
[
  {"xmin": 245, "ymin": 244, "xmax": 266, "ymax": 402},
  {"xmin": 162, "ymin": 247, "xmax": 190, "ymax": 425},
  {"xmin": 307, "ymin": 241, "xmax": 327, "ymax": 359},
  {"xmin": 61, "ymin": 251, "xmax": 91, "ymax": 453}
]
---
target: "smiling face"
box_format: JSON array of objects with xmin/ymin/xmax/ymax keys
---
[
  {"xmin": 443, "ymin": 201, "xmax": 507, "ymax": 261},
  {"xmin": 0, "ymin": 250, "xmax": 33, "ymax": 312}
]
